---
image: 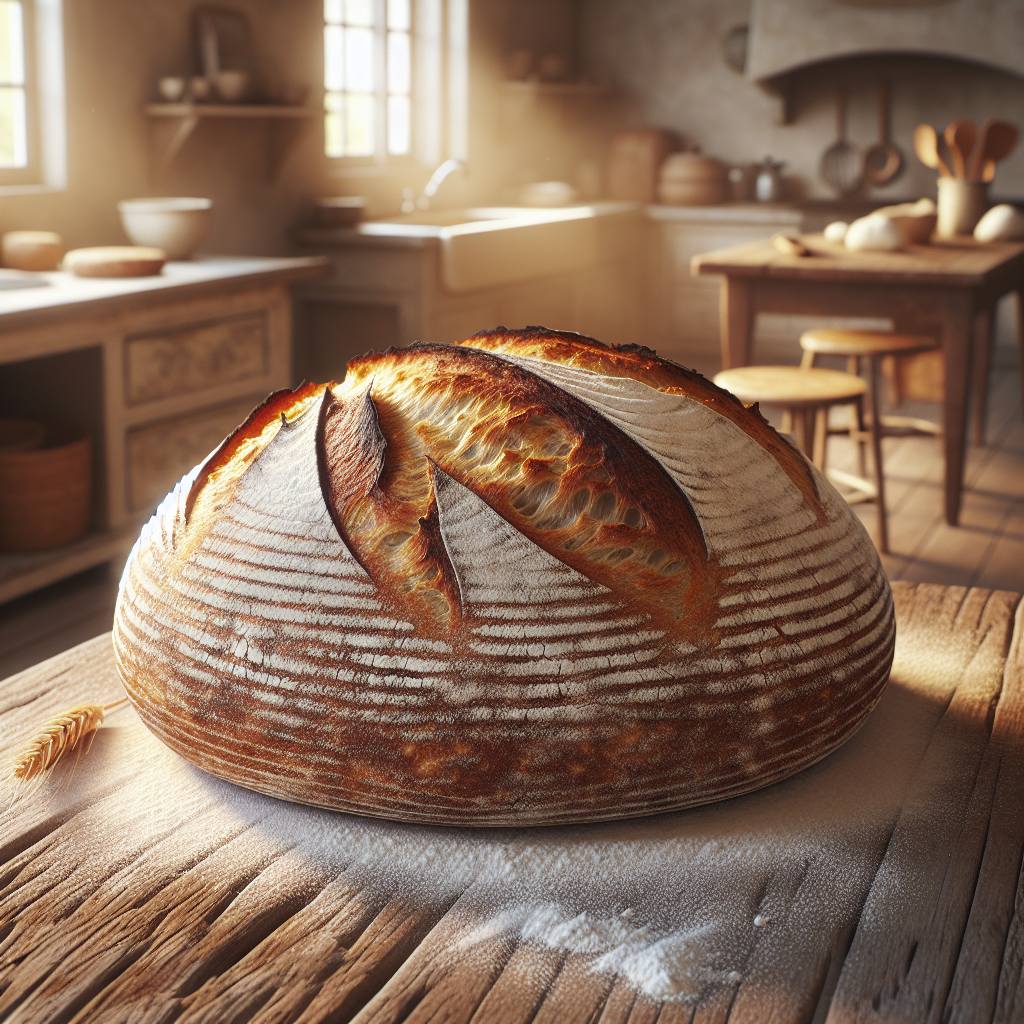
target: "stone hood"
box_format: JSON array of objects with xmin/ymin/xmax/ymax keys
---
[{"xmin": 747, "ymin": 0, "xmax": 1024, "ymax": 83}]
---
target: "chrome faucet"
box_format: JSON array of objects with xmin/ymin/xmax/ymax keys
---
[{"xmin": 401, "ymin": 159, "xmax": 467, "ymax": 212}]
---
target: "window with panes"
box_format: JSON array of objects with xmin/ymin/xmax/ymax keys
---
[
  {"xmin": 0, "ymin": 0, "xmax": 31, "ymax": 180},
  {"xmin": 324, "ymin": 0, "xmax": 412, "ymax": 160}
]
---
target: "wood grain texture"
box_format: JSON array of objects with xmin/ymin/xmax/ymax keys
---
[{"xmin": 1, "ymin": 581, "xmax": 1021, "ymax": 1022}]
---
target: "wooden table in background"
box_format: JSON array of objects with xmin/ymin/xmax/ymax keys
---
[
  {"xmin": 691, "ymin": 236, "xmax": 1024, "ymax": 526},
  {"xmin": 1, "ymin": 582, "xmax": 1023, "ymax": 1023}
]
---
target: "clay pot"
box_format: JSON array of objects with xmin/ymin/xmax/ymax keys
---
[{"xmin": 657, "ymin": 153, "xmax": 729, "ymax": 206}]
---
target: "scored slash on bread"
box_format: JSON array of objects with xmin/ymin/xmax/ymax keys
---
[
  {"xmin": 329, "ymin": 343, "xmax": 711, "ymax": 631},
  {"xmin": 113, "ymin": 327, "xmax": 893, "ymax": 827}
]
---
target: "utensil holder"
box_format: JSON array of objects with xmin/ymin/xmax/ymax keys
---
[{"xmin": 936, "ymin": 178, "xmax": 988, "ymax": 238}]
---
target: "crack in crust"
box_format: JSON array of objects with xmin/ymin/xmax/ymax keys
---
[
  {"xmin": 319, "ymin": 386, "xmax": 463, "ymax": 635},
  {"xmin": 337, "ymin": 343, "xmax": 710, "ymax": 625},
  {"xmin": 457, "ymin": 326, "xmax": 825, "ymax": 523}
]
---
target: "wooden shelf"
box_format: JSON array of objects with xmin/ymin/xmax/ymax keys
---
[
  {"xmin": 0, "ymin": 526, "xmax": 137, "ymax": 605},
  {"xmin": 144, "ymin": 103, "xmax": 316, "ymax": 181}
]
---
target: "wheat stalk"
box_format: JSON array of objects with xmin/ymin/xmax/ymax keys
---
[{"xmin": 4, "ymin": 697, "xmax": 129, "ymax": 801}]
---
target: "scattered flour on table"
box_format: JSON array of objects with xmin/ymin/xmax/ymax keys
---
[
  {"xmin": 459, "ymin": 902, "xmax": 722, "ymax": 999},
  {"xmin": 54, "ymin": 669, "xmax": 949, "ymax": 1004}
]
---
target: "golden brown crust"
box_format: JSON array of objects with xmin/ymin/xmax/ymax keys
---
[
  {"xmin": 339, "ymin": 343, "xmax": 712, "ymax": 624},
  {"xmin": 456, "ymin": 327, "xmax": 824, "ymax": 521},
  {"xmin": 179, "ymin": 382, "xmax": 327, "ymax": 565},
  {"xmin": 319, "ymin": 386, "xmax": 462, "ymax": 634}
]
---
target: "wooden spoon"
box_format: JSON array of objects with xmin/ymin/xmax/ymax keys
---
[
  {"xmin": 944, "ymin": 120, "xmax": 976, "ymax": 179},
  {"xmin": 913, "ymin": 124, "xmax": 951, "ymax": 177},
  {"xmin": 969, "ymin": 119, "xmax": 1019, "ymax": 181}
]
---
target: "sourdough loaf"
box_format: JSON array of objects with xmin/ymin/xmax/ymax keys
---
[{"xmin": 113, "ymin": 328, "xmax": 894, "ymax": 826}]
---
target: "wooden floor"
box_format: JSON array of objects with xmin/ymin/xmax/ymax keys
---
[{"xmin": 1, "ymin": 339, "xmax": 1022, "ymax": 685}]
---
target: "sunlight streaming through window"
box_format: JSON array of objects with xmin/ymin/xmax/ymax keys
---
[
  {"xmin": 324, "ymin": 0, "xmax": 411, "ymax": 159},
  {"xmin": 0, "ymin": 0, "xmax": 27, "ymax": 168}
]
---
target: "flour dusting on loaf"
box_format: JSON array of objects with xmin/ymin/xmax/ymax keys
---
[{"xmin": 113, "ymin": 327, "xmax": 894, "ymax": 826}]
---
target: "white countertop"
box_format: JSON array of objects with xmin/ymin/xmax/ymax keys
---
[{"xmin": 0, "ymin": 255, "xmax": 330, "ymax": 325}]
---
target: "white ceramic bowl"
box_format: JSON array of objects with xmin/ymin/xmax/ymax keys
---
[{"xmin": 117, "ymin": 197, "xmax": 212, "ymax": 260}]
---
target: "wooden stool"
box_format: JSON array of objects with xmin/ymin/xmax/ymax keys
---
[
  {"xmin": 800, "ymin": 328, "xmax": 941, "ymax": 439},
  {"xmin": 713, "ymin": 365, "xmax": 892, "ymax": 552}
]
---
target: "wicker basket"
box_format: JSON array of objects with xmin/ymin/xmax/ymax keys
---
[
  {"xmin": 0, "ymin": 418, "xmax": 46, "ymax": 453},
  {"xmin": 0, "ymin": 425, "xmax": 93, "ymax": 552}
]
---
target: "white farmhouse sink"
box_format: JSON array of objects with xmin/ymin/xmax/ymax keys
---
[{"xmin": 358, "ymin": 204, "xmax": 620, "ymax": 292}]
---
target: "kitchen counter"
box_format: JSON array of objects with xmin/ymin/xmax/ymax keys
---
[
  {"xmin": 293, "ymin": 201, "xmax": 641, "ymax": 249},
  {"xmin": 0, "ymin": 256, "xmax": 330, "ymax": 604},
  {"xmin": 0, "ymin": 257, "xmax": 330, "ymax": 350},
  {"xmin": 292, "ymin": 203, "xmax": 644, "ymax": 383}
]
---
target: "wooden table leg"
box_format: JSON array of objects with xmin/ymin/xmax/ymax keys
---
[
  {"xmin": 971, "ymin": 305, "xmax": 994, "ymax": 445},
  {"xmin": 942, "ymin": 299, "xmax": 973, "ymax": 526},
  {"xmin": 720, "ymin": 277, "xmax": 754, "ymax": 370},
  {"xmin": 1017, "ymin": 289, "xmax": 1024, "ymax": 416}
]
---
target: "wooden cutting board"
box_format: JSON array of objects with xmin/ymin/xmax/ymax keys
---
[{"xmin": 0, "ymin": 581, "xmax": 1022, "ymax": 1023}]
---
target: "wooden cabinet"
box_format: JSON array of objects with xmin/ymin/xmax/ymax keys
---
[
  {"xmin": 645, "ymin": 205, "xmax": 803, "ymax": 367},
  {"xmin": 0, "ymin": 257, "xmax": 328, "ymax": 604},
  {"xmin": 124, "ymin": 312, "xmax": 268, "ymax": 406}
]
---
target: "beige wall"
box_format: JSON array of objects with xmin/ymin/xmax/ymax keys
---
[
  {"xmin": 0, "ymin": 0, "xmax": 328, "ymax": 255},
  {"xmin": 580, "ymin": 0, "xmax": 1024, "ymax": 203}
]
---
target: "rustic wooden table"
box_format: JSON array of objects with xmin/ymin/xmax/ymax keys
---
[
  {"xmin": 691, "ymin": 235, "xmax": 1024, "ymax": 527},
  {"xmin": 1, "ymin": 581, "xmax": 1022, "ymax": 1023}
]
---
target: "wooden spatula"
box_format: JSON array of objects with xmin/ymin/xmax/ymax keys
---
[
  {"xmin": 944, "ymin": 120, "xmax": 976, "ymax": 179},
  {"xmin": 969, "ymin": 119, "xmax": 1019, "ymax": 181},
  {"xmin": 913, "ymin": 124, "xmax": 951, "ymax": 176}
]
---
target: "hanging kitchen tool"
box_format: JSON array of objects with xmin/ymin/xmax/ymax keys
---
[
  {"xmin": 944, "ymin": 120, "xmax": 976, "ymax": 179},
  {"xmin": 913, "ymin": 124, "xmax": 951, "ymax": 177},
  {"xmin": 862, "ymin": 81, "xmax": 902, "ymax": 185},
  {"xmin": 820, "ymin": 86, "xmax": 862, "ymax": 196},
  {"xmin": 968, "ymin": 119, "xmax": 1019, "ymax": 181}
]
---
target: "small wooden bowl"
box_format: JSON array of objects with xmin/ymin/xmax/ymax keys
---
[
  {"xmin": 889, "ymin": 213, "xmax": 938, "ymax": 245},
  {"xmin": 316, "ymin": 197, "xmax": 366, "ymax": 227},
  {"xmin": 2, "ymin": 231, "xmax": 64, "ymax": 271},
  {"xmin": 63, "ymin": 246, "xmax": 166, "ymax": 278}
]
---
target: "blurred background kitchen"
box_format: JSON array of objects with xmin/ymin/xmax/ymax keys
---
[{"xmin": 1, "ymin": 0, "xmax": 1023, "ymax": 678}]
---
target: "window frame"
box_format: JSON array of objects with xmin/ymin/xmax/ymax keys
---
[
  {"xmin": 323, "ymin": 0, "xmax": 416, "ymax": 168},
  {"xmin": 0, "ymin": 0, "xmax": 40, "ymax": 186},
  {"xmin": 324, "ymin": 0, "xmax": 467, "ymax": 173},
  {"xmin": 0, "ymin": 0, "xmax": 65, "ymax": 195}
]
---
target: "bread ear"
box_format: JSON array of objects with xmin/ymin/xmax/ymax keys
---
[
  {"xmin": 457, "ymin": 327, "xmax": 824, "ymax": 521},
  {"xmin": 337, "ymin": 343, "xmax": 710, "ymax": 625}
]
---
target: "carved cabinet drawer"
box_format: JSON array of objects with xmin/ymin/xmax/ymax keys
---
[{"xmin": 125, "ymin": 313, "xmax": 268, "ymax": 405}]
